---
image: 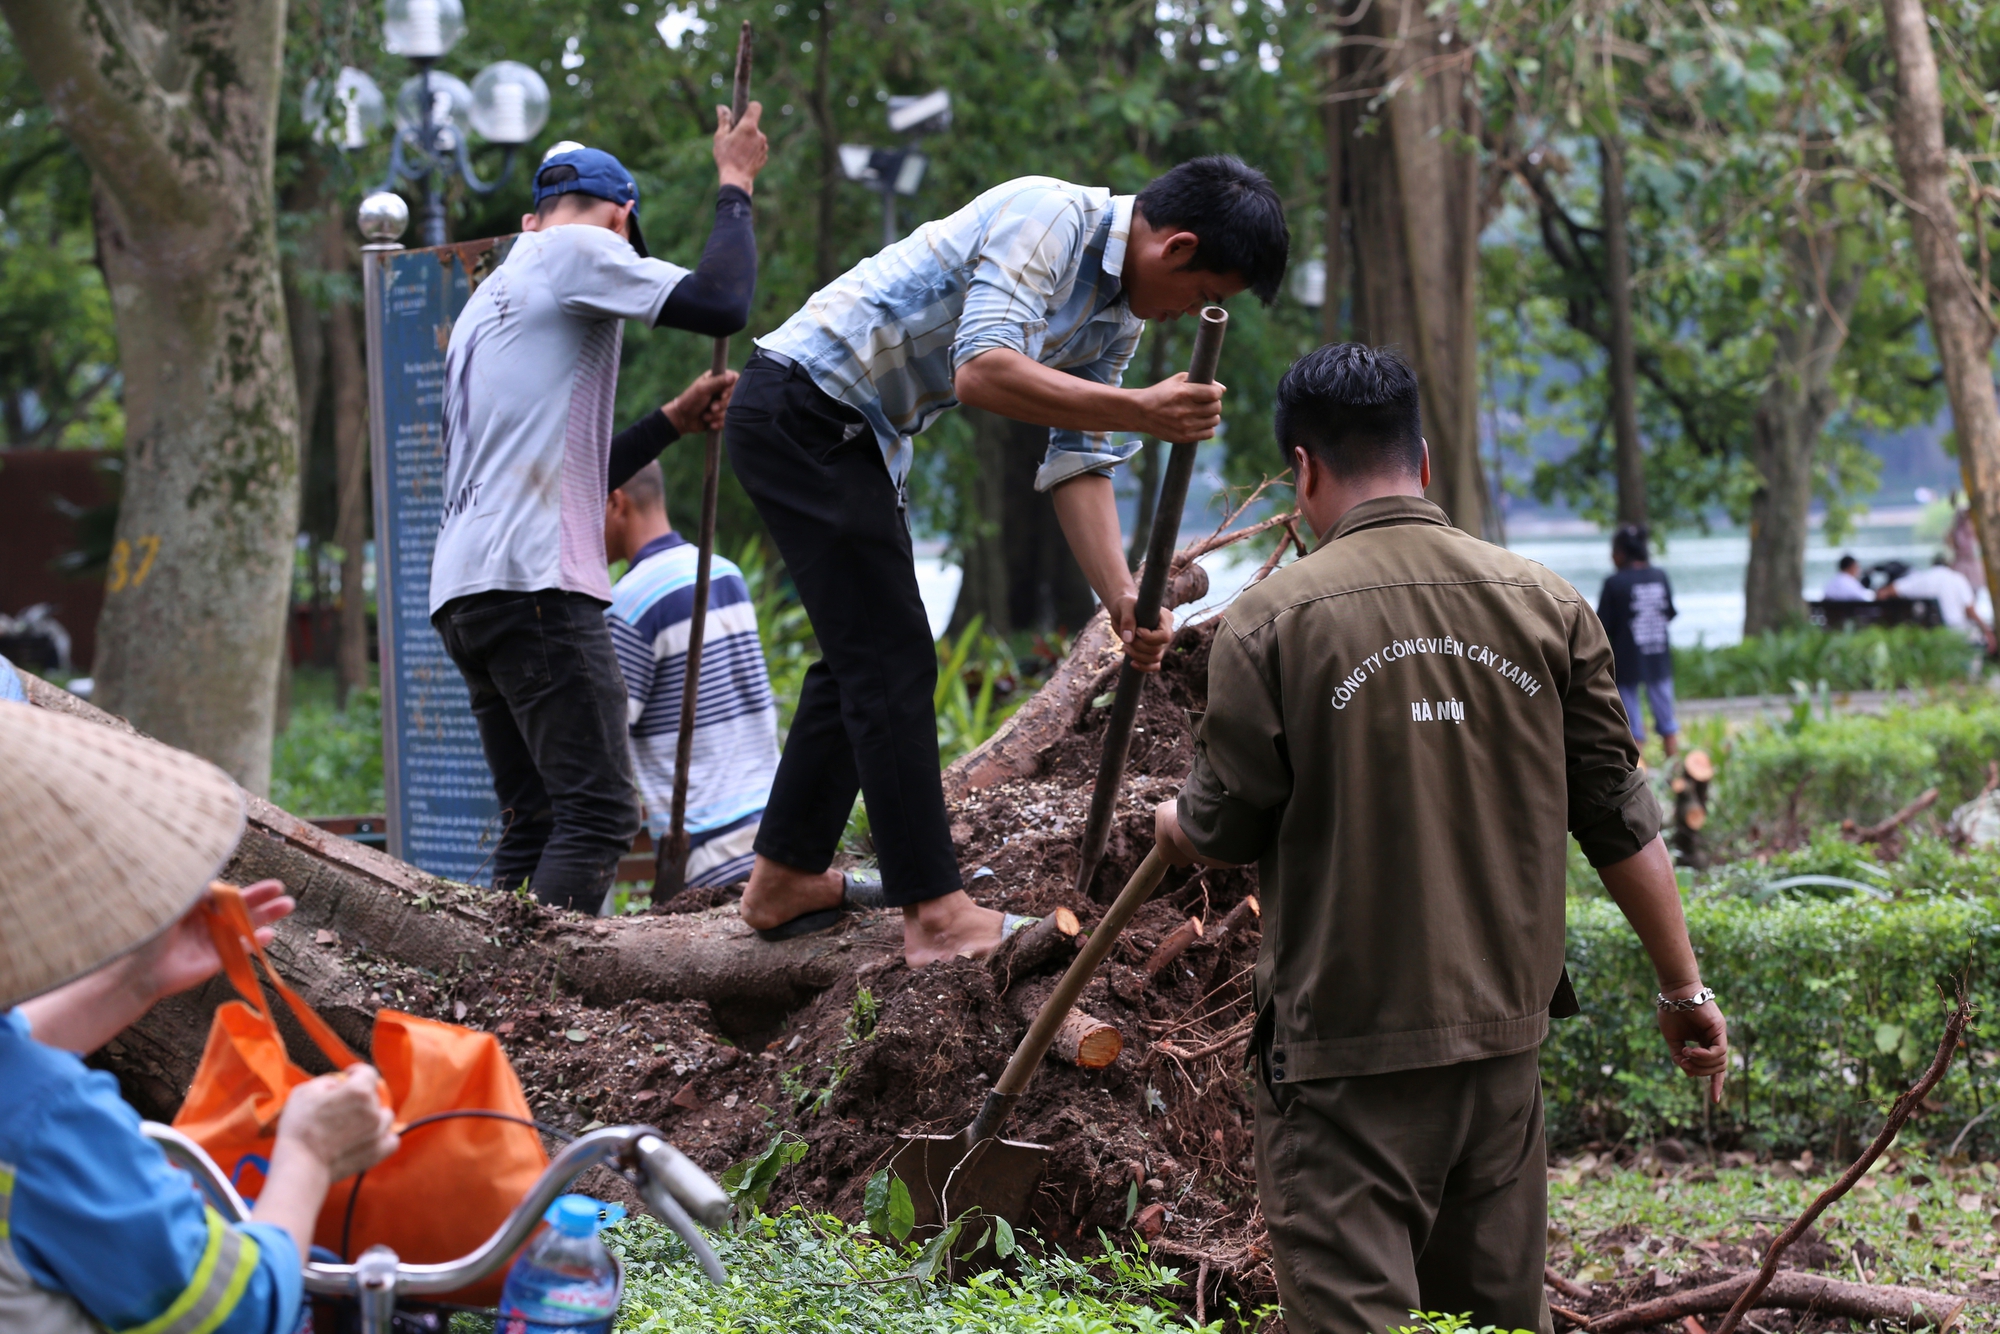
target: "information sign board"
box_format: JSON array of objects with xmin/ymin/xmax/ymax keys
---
[{"xmin": 361, "ymin": 238, "xmax": 513, "ymax": 880}]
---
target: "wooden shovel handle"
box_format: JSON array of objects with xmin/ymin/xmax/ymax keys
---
[{"xmin": 966, "ymin": 846, "xmax": 1171, "ymax": 1142}]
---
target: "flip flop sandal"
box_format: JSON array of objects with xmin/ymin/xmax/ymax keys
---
[
  {"xmin": 754, "ymin": 869, "xmax": 889, "ymax": 942},
  {"xmin": 1001, "ymin": 912, "xmax": 1037, "ymax": 939}
]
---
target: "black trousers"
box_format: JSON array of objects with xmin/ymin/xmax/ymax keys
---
[
  {"xmin": 725, "ymin": 352, "xmax": 960, "ymax": 907},
  {"xmin": 432, "ymin": 588, "xmax": 641, "ymax": 912}
]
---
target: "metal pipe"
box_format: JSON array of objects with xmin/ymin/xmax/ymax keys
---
[
  {"xmin": 142, "ymin": 1123, "xmax": 251, "ymax": 1222},
  {"xmin": 1071, "ymin": 307, "xmax": 1229, "ymax": 897}
]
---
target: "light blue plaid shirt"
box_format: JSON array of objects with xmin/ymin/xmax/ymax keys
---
[{"xmin": 757, "ymin": 177, "xmax": 1145, "ymax": 491}]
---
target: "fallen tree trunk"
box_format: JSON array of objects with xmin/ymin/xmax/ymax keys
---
[
  {"xmin": 22, "ymin": 672, "xmax": 904, "ymax": 1111},
  {"xmin": 1582, "ymin": 1270, "xmax": 1965, "ymax": 1334},
  {"xmin": 24, "ymin": 551, "xmax": 1221, "ymax": 1111}
]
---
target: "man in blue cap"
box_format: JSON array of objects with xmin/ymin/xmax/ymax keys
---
[{"xmin": 431, "ymin": 106, "xmax": 767, "ymax": 913}]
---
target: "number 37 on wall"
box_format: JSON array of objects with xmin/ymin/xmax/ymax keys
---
[{"xmin": 106, "ymin": 535, "xmax": 161, "ymax": 593}]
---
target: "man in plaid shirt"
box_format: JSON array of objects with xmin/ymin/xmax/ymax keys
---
[{"xmin": 726, "ymin": 156, "xmax": 1289, "ymax": 966}]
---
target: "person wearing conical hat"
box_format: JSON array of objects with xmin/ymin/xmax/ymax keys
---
[{"xmin": 0, "ymin": 703, "xmax": 400, "ymax": 1334}]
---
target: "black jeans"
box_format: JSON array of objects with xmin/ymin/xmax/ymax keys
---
[
  {"xmin": 432, "ymin": 589, "xmax": 641, "ymax": 911},
  {"xmin": 726, "ymin": 352, "xmax": 960, "ymax": 907}
]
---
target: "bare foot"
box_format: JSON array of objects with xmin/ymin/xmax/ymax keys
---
[
  {"xmin": 902, "ymin": 890, "xmax": 1007, "ymax": 968},
  {"xmin": 739, "ymin": 854, "xmax": 842, "ymax": 932}
]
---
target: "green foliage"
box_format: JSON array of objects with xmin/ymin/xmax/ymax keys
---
[
  {"xmin": 0, "ymin": 29, "xmax": 121, "ymax": 449},
  {"xmin": 613, "ymin": 1208, "xmax": 1215, "ymax": 1334},
  {"xmin": 270, "ymin": 674, "xmax": 384, "ymax": 817},
  {"xmin": 1390, "ymin": 1315, "xmax": 1534, "ymax": 1334},
  {"xmin": 1712, "ymin": 695, "xmax": 2000, "ymax": 834},
  {"xmin": 861, "ymin": 1168, "xmax": 915, "ymax": 1244},
  {"xmin": 1673, "ymin": 627, "xmax": 1982, "ymax": 700},
  {"xmin": 719, "ymin": 1132, "xmax": 810, "ymax": 1225},
  {"xmin": 934, "ymin": 617, "xmax": 1027, "ymax": 766},
  {"xmin": 1547, "ymin": 893, "xmax": 1999, "ymax": 1153}
]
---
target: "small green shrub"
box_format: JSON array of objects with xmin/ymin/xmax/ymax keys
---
[
  {"xmin": 1673, "ymin": 625, "xmax": 1980, "ymax": 700},
  {"xmin": 270, "ymin": 682, "xmax": 384, "ymax": 816},
  {"xmin": 1547, "ymin": 893, "xmax": 2000, "ymax": 1153},
  {"xmin": 1712, "ymin": 694, "xmax": 2000, "ymax": 834}
]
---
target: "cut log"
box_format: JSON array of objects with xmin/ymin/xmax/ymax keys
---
[
  {"xmin": 989, "ymin": 906, "xmax": 1081, "ymax": 990},
  {"xmin": 1142, "ymin": 917, "xmax": 1204, "ymax": 978},
  {"xmin": 1586, "ymin": 1270, "xmax": 1964, "ymax": 1333},
  {"xmin": 1052, "ymin": 1009, "xmax": 1123, "ymax": 1069}
]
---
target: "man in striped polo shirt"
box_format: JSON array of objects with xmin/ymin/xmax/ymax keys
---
[{"xmin": 604, "ymin": 462, "xmax": 779, "ymax": 891}]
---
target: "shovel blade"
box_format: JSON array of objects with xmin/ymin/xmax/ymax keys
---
[{"xmin": 889, "ymin": 1133, "xmax": 1050, "ymax": 1234}]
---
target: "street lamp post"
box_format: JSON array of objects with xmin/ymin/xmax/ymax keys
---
[{"xmin": 308, "ymin": 0, "xmax": 550, "ymax": 249}]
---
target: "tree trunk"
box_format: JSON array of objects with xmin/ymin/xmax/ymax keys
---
[
  {"xmin": 2, "ymin": 0, "xmax": 299, "ymax": 794},
  {"xmin": 23, "ymin": 547, "xmax": 1222, "ymax": 1109},
  {"xmin": 950, "ymin": 406, "xmax": 1017, "ymax": 637},
  {"xmin": 1882, "ymin": 0, "xmax": 2000, "ymax": 618},
  {"xmin": 1344, "ymin": 0, "xmax": 1487, "ymax": 537},
  {"xmin": 1743, "ymin": 224, "xmax": 1862, "ymax": 635},
  {"xmin": 1322, "ymin": 32, "xmax": 1346, "ymax": 346},
  {"xmin": 1600, "ymin": 135, "xmax": 1645, "ymax": 528},
  {"xmin": 328, "ymin": 207, "xmax": 371, "ymax": 709}
]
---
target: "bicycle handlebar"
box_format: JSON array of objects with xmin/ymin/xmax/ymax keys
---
[{"xmin": 142, "ymin": 1121, "xmax": 730, "ymax": 1305}]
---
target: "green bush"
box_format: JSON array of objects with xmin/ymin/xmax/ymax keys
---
[
  {"xmin": 1711, "ymin": 694, "xmax": 2000, "ymax": 834},
  {"xmin": 1673, "ymin": 625, "xmax": 1980, "ymax": 700},
  {"xmin": 270, "ymin": 683, "xmax": 384, "ymax": 817},
  {"xmin": 612, "ymin": 1209, "xmax": 1226, "ymax": 1334},
  {"xmin": 1547, "ymin": 893, "xmax": 2000, "ymax": 1153}
]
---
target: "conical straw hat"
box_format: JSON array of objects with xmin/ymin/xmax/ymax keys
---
[{"xmin": 0, "ymin": 702, "xmax": 245, "ymax": 1008}]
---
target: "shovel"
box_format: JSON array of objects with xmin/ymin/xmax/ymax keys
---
[{"xmin": 889, "ymin": 844, "xmax": 1173, "ymax": 1232}]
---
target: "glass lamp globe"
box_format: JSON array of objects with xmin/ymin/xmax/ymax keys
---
[
  {"xmin": 468, "ymin": 62, "xmax": 551, "ymax": 145},
  {"xmin": 394, "ymin": 71, "xmax": 474, "ymax": 134},
  {"xmin": 382, "ymin": 0, "xmax": 466, "ymax": 59},
  {"xmin": 304, "ymin": 67, "xmax": 386, "ymax": 150}
]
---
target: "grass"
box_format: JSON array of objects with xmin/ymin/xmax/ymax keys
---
[
  {"xmin": 609, "ymin": 1208, "xmax": 1240, "ymax": 1334},
  {"xmin": 1548, "ymin": 1149, "xmax": 2000, "ymax": 1297}
]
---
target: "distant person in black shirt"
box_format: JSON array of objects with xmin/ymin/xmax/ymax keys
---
[{"xmin": 1597, "ymin": 523, "xmax": 1680, "ymax": 758}]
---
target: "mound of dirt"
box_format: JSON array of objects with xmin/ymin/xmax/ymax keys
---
[{"xmin": 323, "ymin": 619, "xmax": 1273, "ymax": 1305}]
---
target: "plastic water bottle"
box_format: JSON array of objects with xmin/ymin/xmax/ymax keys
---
[{"xmin": 497, "ymin": 1195, "xmax": 626, "ymax": 1334}]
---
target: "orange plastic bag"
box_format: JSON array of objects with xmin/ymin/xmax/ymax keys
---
[{"xmin": 173, "ymin": 885, "xmax": 549, "ymax": 1304}]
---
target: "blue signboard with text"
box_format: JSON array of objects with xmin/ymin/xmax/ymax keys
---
[{"xmin": 362, "ymin": 238, "xmax": 513, "ymax": 882}]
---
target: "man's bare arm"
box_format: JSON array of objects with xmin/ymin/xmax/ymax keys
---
[
  {"xmin": 1597, "ymin": 836, "xmax": 1729, "ymax": 1102},
  {"xmin": 1053, "ymin": 475, "xmax": 1172, "ymax": 671},
  {"xmin": 954, "ymin": 348, "xmax": 1222, "ymax": 441}
]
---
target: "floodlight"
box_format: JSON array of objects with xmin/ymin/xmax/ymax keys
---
[{"xmin": 886, "ymin": 88, "xmax": 951, "ymax": 136}]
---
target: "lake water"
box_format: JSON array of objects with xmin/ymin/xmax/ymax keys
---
[{"xmin": 913, "ymin": 505, "xmax": 1978, "ymax": 648}]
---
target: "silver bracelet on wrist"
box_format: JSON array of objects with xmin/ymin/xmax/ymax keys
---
[{"xmin": 1655, "ymin": 986, "xmax": 1715, "ymax": 1012}]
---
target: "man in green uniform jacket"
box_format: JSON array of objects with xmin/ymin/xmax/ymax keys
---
[{"xmin": 1154, "ymin": 344, "xmax": 1729, "ymax": 1333}]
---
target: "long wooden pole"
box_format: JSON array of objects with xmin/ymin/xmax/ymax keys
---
[
  {"xmin": 658, "ymin": 23, "xmax": 754, "ymax": 899},
  {"xmin": 1072, "ymin": 307, "xmax": 1228, "ymax": 899}
]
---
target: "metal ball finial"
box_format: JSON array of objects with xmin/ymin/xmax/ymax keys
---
[{"xmin": 358, "ymin": 191, "xmax": 410, "ymax": 246}]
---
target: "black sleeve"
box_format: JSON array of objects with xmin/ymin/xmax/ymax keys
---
[
  {"xmin": 655, "ymin": 185, "xmax": 756, "ymax": 336},
  {"xmin": 607, "ymin": 409, "xmax": 680, "ymax": 495}
]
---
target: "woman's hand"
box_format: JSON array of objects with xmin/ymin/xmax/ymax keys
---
[
  {"xmin": 128, "ymin": 880, "xmax": 295, "ymax": 1004},
  {"xmin": 18, "ymin": 880, "xmax": 295, "ymax": 1054}
]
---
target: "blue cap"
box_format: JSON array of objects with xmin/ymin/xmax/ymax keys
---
[
  {"xmin": 533, "ymin": 147, "xmax": 648, "ymax": 257},
  {"xmin": 544, "ymin": 1194, "xmax": 626, "ymax": 1237}
]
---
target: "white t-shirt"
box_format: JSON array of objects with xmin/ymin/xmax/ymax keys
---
[
  {"xmin": 429, "ymin": 225, "xmax": 688, "ymax": 614},
  {"xmin": 1821, "ymin": 571, "xmax": 1871, "ymax": 601},
  {"xmin": 1889, "ymin": 564, "xmax": 1977, "ymax": 629}
]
